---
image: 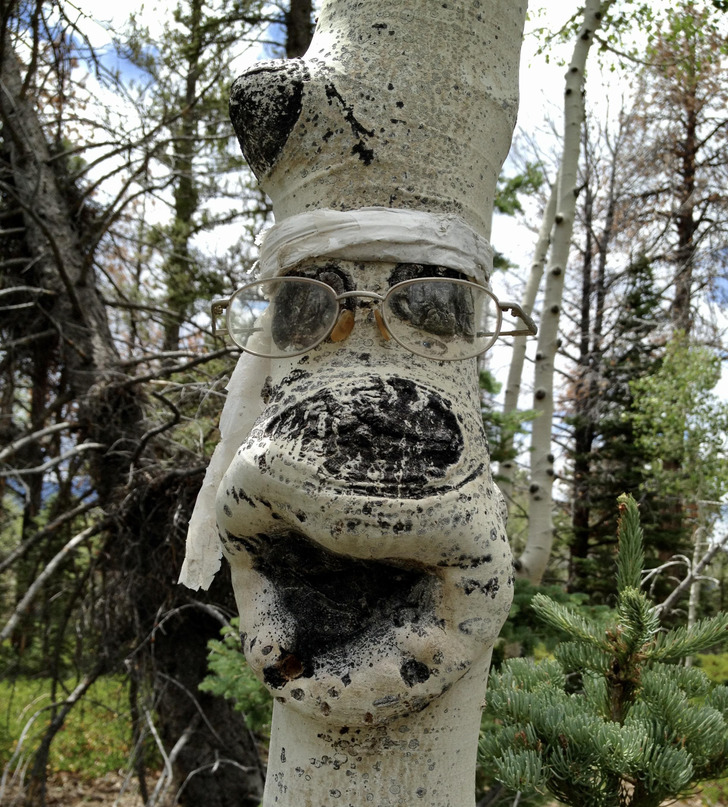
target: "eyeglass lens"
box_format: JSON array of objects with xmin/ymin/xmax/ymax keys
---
[{"xmin": 227, "ymin": 277, "xmax": 500, "ymax": 360}]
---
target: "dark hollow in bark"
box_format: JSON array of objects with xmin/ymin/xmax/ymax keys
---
[{"xmin": 225, "ymin": 529, "xmax": 437, "ymax": 682}]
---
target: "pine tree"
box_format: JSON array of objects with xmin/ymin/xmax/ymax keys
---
[
  {"xmin": 481, "ymin": 495, "xmax": 728, "ymax": 807},
  {"xmin": 567, "ymin": 256, "xmax": 666, "ymax": 600}
]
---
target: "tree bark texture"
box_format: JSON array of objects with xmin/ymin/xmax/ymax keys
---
[
  {"xmin": 209, "ymin": 1, "xmax": 527, "ymax": 805},
  {"xmin": 498, "ymin": 181, "xmax": 556, "ymax": 506},
  {"xmin": 517, "ymin": 0, "xmax": 610, "ymax": 585}
]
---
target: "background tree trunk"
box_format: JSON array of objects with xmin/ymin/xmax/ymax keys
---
[{"xmin": 517, "ymin": 0, "xmax": 610, "ymax": 584}]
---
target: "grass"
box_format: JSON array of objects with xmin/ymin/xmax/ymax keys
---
[
  {"xmin": 0, "ymin": 676, "xmax": 154, "ymax": 781},
  {"xmin": 2, "ymin": 668, "xmax": 725, "ymax": 801},
  {"xmin": 696, "ymin": 651, "xmax": 728, "ymax": 686}
]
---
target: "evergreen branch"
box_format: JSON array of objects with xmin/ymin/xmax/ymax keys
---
[
  {"xmin": 531, "ymin": 594, "xmax": 611, "ymax": 650},
  {"xmin": 615, "ymin": 587, "xmax": 661, "ymax": 654},
  {"xmin": 650, "ymin": 612, "xmax": 728, "ymax": 661},
  {"xmin": 493, "ymin": 749, "xmax": 548, "ymax": 795},
  {"xmin": 616, "ymin": 494, "xmax": 644, "ymax": 592},
  {"xmin": 555, "ymin": 642, "xmax": 612, "ymax": 675}
]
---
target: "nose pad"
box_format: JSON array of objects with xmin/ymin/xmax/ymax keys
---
[
  {"xmin": 330, "ymin": 309, "xmax": 355, "ymax": 342},
  {"xmin": 329, "ymin": 306, "xmax": 391, "ymax": 344},
  {"xmin": 374, "ymin": 309, "xmax": 391, "ymax": 341}
]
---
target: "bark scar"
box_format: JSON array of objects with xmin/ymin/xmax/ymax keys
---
[{"xmin": 324, "ymin": 83, "xmax": 376, "ymax": 165}]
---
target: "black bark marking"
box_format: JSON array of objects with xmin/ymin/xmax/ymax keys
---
[
  {"xmin": 461, "ymin": 576, "xmax": 500, "ymax": 598},
  {"xmin": 458, "ymin": 619, "xmax": 479, "ymax": 635},
  {"xmin": 438, "ymin": 554, "xmax": 492, "ymax": 569},
  {"xmin": 229, "ymin": 60, "xmax": 310, "ymax": 176},
  {"xmin": 238, "ymin": 488, "xmax": 257, "ymax": 509},
  {"xmin": 250, "ymin": 530, "xmax": 436, "ymax": 682},
  {"xmin": 400, "ymin": 659, "xmax": 431, "ymax": 687},
  {"xmin": 351, "ymin": 141, "xmax": 374, "ymax": 166},
  {"xmin": 324, "ymin": 83, "xmax": 376, "ymax": 165},
  {"xmin": 264, "ymin": 376, "xmax": 463, "ymax": 497}
]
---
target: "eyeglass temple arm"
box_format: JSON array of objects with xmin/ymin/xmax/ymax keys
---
[
  {"xmin": 498, "ymin": 301, "xmax": 538, "ymax": 337},
  {"xmin": 210, "ymin": 298, "xmax": 230, "ymax": 337}
]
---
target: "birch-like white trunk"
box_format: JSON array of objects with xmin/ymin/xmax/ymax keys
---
[
  {"xmin": 517, "ymin": 0, "xmax": 610, "ymax": 584},
  {"xmin": 203, "ymin": 2, "xmax": 527, "ymax": 805},
  {"xmin": 498, "ymin": 181, "xmax": 557, "ymax": 506}
]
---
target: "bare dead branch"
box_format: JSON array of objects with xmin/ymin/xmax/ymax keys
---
[
  {"xmin": 0, "ymin": 420, "xmax": 73, "ymax": 463},
  {"xmin": 0, "ymin": 499, "xmax": 96, "ymax": 575},
  {"xmin": 0, "ymin": 442, "xmax": 106, "ymax": 477},
  {"xmin": 0, "ymin": 518, "xmax": 110, "ymax": 643},
  {"xmin": 655, "ymin": 533, "xmax": 728, "ymax": 618},
  {"xmin": 128, "ymin": 391, "xmax": 181, "ymax": 467},
  {"xmin": 119, "ymin": 347, "xmax": 239, "ymax": 387}
]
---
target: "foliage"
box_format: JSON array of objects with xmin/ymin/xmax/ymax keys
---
[
  {"xmin": 494, "ymin": 163, "xmax": 545, "ymax": 217},
  {"xmin": 558, "ymin": 0, "xmax": 728, "ymax": 593},
  {"xmin": 481, "ymin": 495, "xmax": 728, "ymax": 807},
  {"xmin": 696, "ymin": 652, "xmax": 728, "ymax": 686},
  {"xmin": 480, "ymin": 370, "xmax": 537, "ymax": 477},
  {"xmin": 565, "ymin": 251, "xmax": 667, "ymax": 600},
  {"xmin": 199, "ymin": 618, "xmax": 273, "ymax": 741},
  {"xmin": 630, "ymin": 335, "xmax": 728, "ymax": 513},
  {"xmin": 0, "ymin": 677, "xmax": 159, "ymax": 781},
  {"xmin": 492, "ymin": 578, "xmax": 612, "ymax": 667},
  {"xmin": 120, "ymin": 0, "xmax": 266, "ymax": 353}
]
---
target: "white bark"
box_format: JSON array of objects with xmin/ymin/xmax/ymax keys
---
[
  {"xmin": 517, "ymin": 0, "xmax": 611, "ymax": 584},
  {"xmin": 262, "ymin": 653, "xmax": 492, "ymax": 807},
  {"xmin": 191, "ymin": 1, "xmax": 527, "ymax": 804},
  {"xmin": 684, "ymin": 526, "xmax": 703, "ymax": 667},
  {"xmin": 498, "ymin": 181, "xmax": 557, "ymax": 506}
]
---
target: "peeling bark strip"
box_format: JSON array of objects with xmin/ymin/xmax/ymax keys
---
[{"xmin": 191, "ymin": 1, "xmax": 525, "ymax": 805}]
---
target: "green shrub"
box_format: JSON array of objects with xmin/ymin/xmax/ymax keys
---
[
  {"xmin": 481, "ymin": 495, "xmax": 728, "ymax": 807},
  {"xmin": 199, "ymin": 618, "xmax": 273, "ymax": 742},
  {"xmin": 696, "ymin": 652, "xmax": 728, "ymax": 686}
]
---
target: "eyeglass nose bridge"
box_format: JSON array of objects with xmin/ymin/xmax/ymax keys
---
[
  {"xmin": 330, "ymin": 289, "xmax": 389, "ymax": 343},
  {"xmin": 335, "ymin": 289, "xmax": 386, "ymax": 304}
]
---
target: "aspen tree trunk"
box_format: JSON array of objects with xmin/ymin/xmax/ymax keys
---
[
  {"xmin": 517, "ymin": 0, "xmax": 612, "ymax": 584},
  {"xmin": 187, "ymin": 2, "xmax": 527, "ymax": 805},
  {"xmin": 498, "ymin": 181, "xmax": 556, "ymax": 506},
  {"xmin": 685, "ymin": 524, "xmax": 703, "ymax": 667}
]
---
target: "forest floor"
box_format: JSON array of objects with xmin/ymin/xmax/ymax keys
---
[
  {"xmin": 4, "ymin": 772, "xmax": 149, "ymax": 807},
  {"xmin": 4, "ymin": 774, "xmax": 723, "ymax": 807}
]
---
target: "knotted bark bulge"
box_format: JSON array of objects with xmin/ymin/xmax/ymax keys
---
[{"xmin": 230, "ymin": 0, "xmax": 525, "ymax": 237}]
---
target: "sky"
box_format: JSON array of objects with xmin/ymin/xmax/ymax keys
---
[{"xmin": 70, "ymin": 0, "xmax": 728, "ymax": 398}]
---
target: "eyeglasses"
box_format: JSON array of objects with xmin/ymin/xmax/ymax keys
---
[{"xmin": 211, "ymin": 276, "xmax": 536, "ymax": 361}]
